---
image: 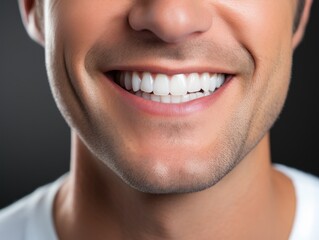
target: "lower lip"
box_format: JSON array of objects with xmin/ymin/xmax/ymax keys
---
[{"xmin": 103, "ymin": 74, "xmax": 233, "ymax": 117}]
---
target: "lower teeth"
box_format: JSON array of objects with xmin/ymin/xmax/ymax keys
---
[{"xmin": 134, "ymin": 91, "xmax": 212, "ymax": 104}]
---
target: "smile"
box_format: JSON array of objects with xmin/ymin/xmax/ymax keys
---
[{"xmin": 111, "ymin": 71, "xmax": 228, "ymax": 104}]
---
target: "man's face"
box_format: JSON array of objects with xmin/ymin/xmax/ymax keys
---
[{"xmin": 42, "ymin": 0, "xmax": 298, "ymax": 193}]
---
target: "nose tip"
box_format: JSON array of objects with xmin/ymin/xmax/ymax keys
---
[{"xmin": 128, "ymin": 0, "xmax": 212, "ymax": 43}]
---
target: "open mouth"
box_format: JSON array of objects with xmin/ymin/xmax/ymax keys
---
[{"xmin": 107, "ymin": 71, "xmax": 231, "ymax": 104}]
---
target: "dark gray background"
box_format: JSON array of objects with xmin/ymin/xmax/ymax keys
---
[{"xmin": 1, "ymin": 1, "xmax": 318, "ymax": 209}]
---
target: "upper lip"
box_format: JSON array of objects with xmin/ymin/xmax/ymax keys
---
[{"xmin": 102, "ymin": 64, "xmax": 236, "ymax": 76}]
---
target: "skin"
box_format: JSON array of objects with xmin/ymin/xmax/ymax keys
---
[{"xmin": 19, "ymin": 0, "xmax": 312, "ymax": 239}]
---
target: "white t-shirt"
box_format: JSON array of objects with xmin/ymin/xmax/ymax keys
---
[{"xmin": 0, "ymin": 165, "xmax": 319, "ymax": 240}]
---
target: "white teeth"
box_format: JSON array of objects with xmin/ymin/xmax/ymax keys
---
[
  {"xmin": 200, "ymin": 73, "xmax": 210, "ymax": 92},
  {"xmin": 209, "ymin": 74, "xmax": 218, "ymax": 92},
  {"xmin": 189, "ymin": 93, "xmax": 197, "ymax": 100},
  {"xmin": 150, "ymin": 94, "xmax": 161, "ymax": 102},
  {"xmin": 161, "ymin": 95, "xmax": 171, "ymax": 103},
  {"xmin": 196, "ymin": 92, "xmax": 204, "ymax": 98},
  {"xmin": 141, "ymin": 72, "xmax": 154, "ymax": 93},
  {"xmin": 117, "ymin": 71, "xmax": 227, "ymax": 104},
  {"xmin": 170, "ymin": 74, "xmax": 187, "ymax": 96},
  {"xmin": 171, "ymin": 96, "xmax": 182, "ymax": 103},
  {"xmin": 186, "ymin": 73, "xmax": 201, "ymax": 93},
  {"xmin": 181, "ymin": 94, "xmax": 190, "ymax": 103},
  {"xmin": 132, "ymin": 72, "xmax": 141, "ymax": 92},
  {"xmin": 216, "ymin": 74, "xmax": 225, "ymax": 88},
  {"xmin": 153, "ymin": 74, "xmax": 170, "ymax": 96}
]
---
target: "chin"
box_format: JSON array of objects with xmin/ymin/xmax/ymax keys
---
[{"xmin": 106, "ymin": 144, "xmax": 240, "ymax": 194}]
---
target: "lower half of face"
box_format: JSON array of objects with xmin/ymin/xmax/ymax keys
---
[{"xmin": 45, "ymin": 0, "xmax": 294, "ymax": 193}]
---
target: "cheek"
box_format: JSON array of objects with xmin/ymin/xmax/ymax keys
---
[
  {"xmin": 53, "ymin": 1, "xmax": 134, "ymax": 107},
  {"xmin": 214, "ymin": 0, "xmax": 295, "ymax": 145},
  {"xmin": 216, "ymin": 0, "xmax": 294, "ymax": 65},
  {"xmin": 44, "ymin": 0, "xmax": 132, "ymax": 127},
  {"xmin": 53, "ymin": 0, "xmax": 131, "ymax": 61},
  {"xmin": 245, "ymin": 43, "xmax": 293, "ymax": 150}
]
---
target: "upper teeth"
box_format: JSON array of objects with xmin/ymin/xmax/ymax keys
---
[{"xmin": 117, "ymin": 71, "xmax": 226, "ymax": 96}]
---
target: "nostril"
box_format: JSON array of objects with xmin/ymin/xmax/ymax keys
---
[{"xmin": 128, "ymin": 0, "xmax": 213, "ymax": 43}]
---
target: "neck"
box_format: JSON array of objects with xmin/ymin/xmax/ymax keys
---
[{"xmin": 54, "ymin": 133, "xmax": 295, "ymax": 240}]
